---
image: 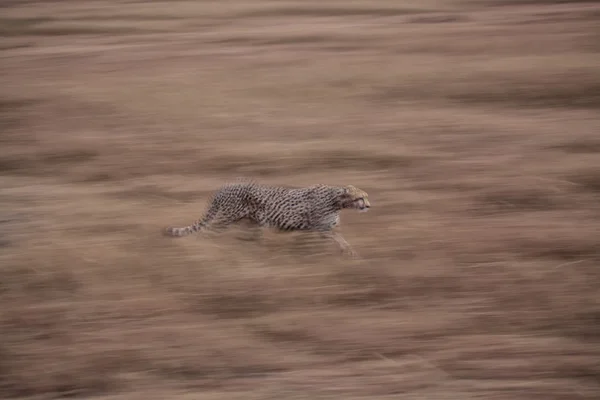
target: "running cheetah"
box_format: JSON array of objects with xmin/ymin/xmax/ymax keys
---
[{"xmin": 163, "ymin": 181, "xmax": 370, "ymax": 257}]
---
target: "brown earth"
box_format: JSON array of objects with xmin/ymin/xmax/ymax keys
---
[{"xmin": 1, "ymin": 1, "xmax": 599, "ymax": 399}]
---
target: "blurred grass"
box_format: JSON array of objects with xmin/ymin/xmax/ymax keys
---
[
  {"xmin": 1, "ymin": 0, "xmax": 599, "ymax": 399},
  {"xmin": 0, "ymin": 17, "xmax": 160, "ymax": 36}
]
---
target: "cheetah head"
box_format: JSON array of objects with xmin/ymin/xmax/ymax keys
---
[{"xmin": 342, "ymin": 185, "xmax": 370, "ymax": 212}]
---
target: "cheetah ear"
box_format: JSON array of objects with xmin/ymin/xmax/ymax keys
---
[
  {"xmin": 345, "ymin": 185, "xmax": 365, "ymax": 199},
  {"xmin": 341, "ymin": 185, "xmax": 358, "ymax": 204}
]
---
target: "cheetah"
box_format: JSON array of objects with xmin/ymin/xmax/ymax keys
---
[{"xmin": 163, "ymin": 181, "xmax": 370, "ymax": 257}]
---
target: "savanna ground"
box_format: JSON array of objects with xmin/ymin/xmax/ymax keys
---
[{"xmin": 1, "ymin": 0, "xmax": 600, "ymax": 399}]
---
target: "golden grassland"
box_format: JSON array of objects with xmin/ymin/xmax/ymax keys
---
[{"xmin": 1, "ymin": 0, "xmax": 599, "ymax": 399}]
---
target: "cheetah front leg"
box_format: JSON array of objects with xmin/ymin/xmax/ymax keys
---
[{"xmin": 320, "ymin": 230, "xmax": 359, "ymax": 258}]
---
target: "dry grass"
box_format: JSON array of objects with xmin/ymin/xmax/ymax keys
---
[{"xmin": 1, "ymin": 0, "xmax": 600, "ymax": 399}]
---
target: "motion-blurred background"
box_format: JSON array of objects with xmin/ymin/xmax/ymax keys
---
[{"xmin": 1, "ymin": 1, "xmax": 599, "ymax": 399}]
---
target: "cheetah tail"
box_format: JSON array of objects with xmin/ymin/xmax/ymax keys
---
[{"xmin": 163, "ymin": 217, "xmax": 210, "ymax": 237}]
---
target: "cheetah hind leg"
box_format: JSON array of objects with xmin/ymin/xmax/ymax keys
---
[
  {"xmin": 235, "ymin": 218, "xmax": 263, "ymax": 242},
  {"xmin": 288, "ymin": 232, "xmax": 320, "ymax": 256},
  {"xmin": 320, "ymin": 231, "xmax": 359, "ymax": 259}
]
